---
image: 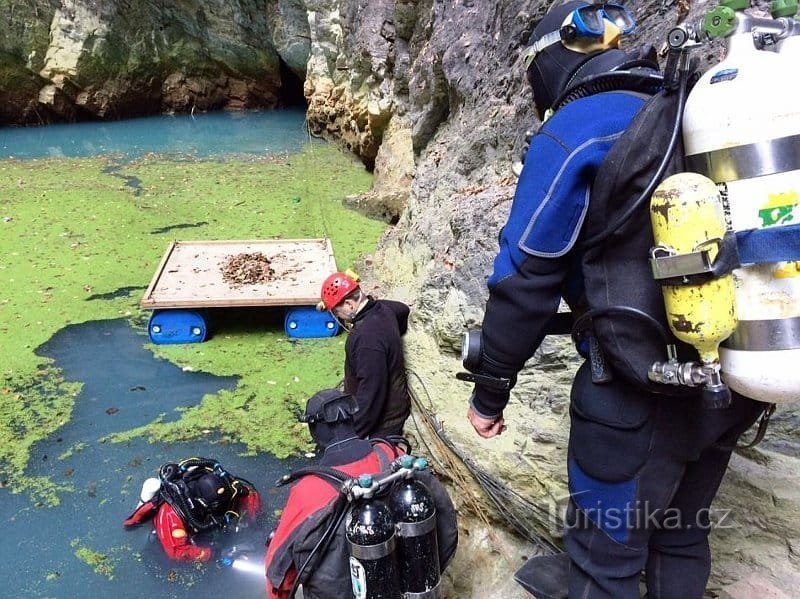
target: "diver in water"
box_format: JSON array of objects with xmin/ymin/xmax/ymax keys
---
[{"xmin": 124, "ymin": 457, "xmax": 261, "ymax": 562}]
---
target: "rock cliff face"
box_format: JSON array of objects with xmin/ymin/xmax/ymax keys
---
[
  {"xmin": 2, "ymin": 0, "xmax": 798, "ymax": 595},
  {"xmin": 0, "ymin": 0, "xmax": 307, "ymax": 124}
]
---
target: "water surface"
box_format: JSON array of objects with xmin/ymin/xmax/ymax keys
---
[
  {"xmin": 0, "ymin": 319, "xmax": 302, "ymax": 598},
  {"xmin": 0, "ymin": 108, "xmax": 312, "ymax": 160}
]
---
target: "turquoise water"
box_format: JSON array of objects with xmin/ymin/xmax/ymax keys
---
[{"xmin": 0, "ymin": 108, "xmax": 312, "ymax": 160}]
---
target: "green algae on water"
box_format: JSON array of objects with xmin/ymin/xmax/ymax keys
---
[
  {"xmin": 0, "ymin": 143, "xmax": 382, "ymax": 499},
  {"xmin": 71, "ymin": 539, "xmax": 126, "ymax": 580},
  {"xmin": 74, "ymin": 545, "xmax": 116, "ymax": 579}
]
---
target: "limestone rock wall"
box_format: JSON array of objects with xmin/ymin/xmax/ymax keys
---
[
  {"xmin": 0, "ymin": 0, "xmax": 56, "ymax": 124},
  {"xmin": 303, "ymin": 0, "xmax": 400, "ymax": 167},
  {"xmin": 0, "ymin": 0, "xmax": 312, "ymax": 124},
  {"xmin": 266, "ymin": 0, "xmax": 312, "ymax": 79}
]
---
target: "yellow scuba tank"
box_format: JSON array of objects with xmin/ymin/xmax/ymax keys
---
[
  {"xmin": 681, "ymin": 4, "xmax": 800, "ymax": 403},
  {"xmin": 649, "ymin": 173, "xmax": 737, "ymax": 408}
]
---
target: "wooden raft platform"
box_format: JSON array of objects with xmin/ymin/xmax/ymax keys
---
[{"xmin": 140, "ymin": 238, "xmax": 336, "ymax": 309}]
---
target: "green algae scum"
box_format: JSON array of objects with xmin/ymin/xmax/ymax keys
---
[{"xmin": 0, "ymin": 139, "xmax": 382, "ymax": 500}]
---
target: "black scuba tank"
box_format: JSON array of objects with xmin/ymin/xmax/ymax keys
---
[
  {"xmin": 387, "ymin": 457, "xmax": 441, "ymax": 598},
  {"xmin": 345, "ymin": 474, "xmax": 402, "ymax": 599}
]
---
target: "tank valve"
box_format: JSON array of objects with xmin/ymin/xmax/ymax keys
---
[{"xmin": 649, "ymin": 345, "xmax": 732, "ymax": 409}]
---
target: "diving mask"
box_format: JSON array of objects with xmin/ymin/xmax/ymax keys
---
[{"xmin": 522, "ymin": 3, "xmax": 636, "ymax": 67}]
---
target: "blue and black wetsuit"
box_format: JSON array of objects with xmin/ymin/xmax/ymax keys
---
[{"xmin": 473, "ymin": 90, "xmax": 765, "ymax": 599}]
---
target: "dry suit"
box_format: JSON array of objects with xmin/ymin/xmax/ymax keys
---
[
  {"xmin": 123, "ymin": 463, "xmax": 261, "ymax": 562},
  {"xmin": 471, "ymin": 87, "xmax": 765, "ymax": 599}
]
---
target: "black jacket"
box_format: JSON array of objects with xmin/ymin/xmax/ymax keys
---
[{"xmin": 344, "ymin": 297, "xmax": 411, "ymax": 437}]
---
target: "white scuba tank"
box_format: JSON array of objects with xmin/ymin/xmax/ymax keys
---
[{"xmin": 682, "ymin": 14, "xmax": 800, "ymax": 403}]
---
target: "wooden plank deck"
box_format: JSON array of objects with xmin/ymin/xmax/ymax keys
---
[{"xmin": 140, "ymin": 238, "xmax": 336, "ymax": 309}]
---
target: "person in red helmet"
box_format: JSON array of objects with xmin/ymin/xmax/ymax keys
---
[
  {"xmin": 123, "ymin": 457, "xmax": 261, "ymax": 562},
  {"xmin": 318, "ymin": 271, "xmax": 411, "ymax": 438}
]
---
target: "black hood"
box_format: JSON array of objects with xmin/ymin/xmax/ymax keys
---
[
  {"xmin": 187, "ymin": 471, "xmax": 233, "ymax": 515},
  {"xmin": 525, "ymin": 1, "xmax": 657, "ymax": 119},
  {"xmin": 303, "ymin": 389, "xmax": 360, "ymax": 450},
  {"xmin": 380, "ymin": 299, "xmax": 410, "ymax": 335}
]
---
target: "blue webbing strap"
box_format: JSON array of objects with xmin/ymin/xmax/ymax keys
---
[{"xmin": 735, "ymin": 223, "xmax": 800, "ymax": 264}]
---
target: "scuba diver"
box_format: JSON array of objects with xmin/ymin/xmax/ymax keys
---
[
  {"xmin": 265, "ymin": 388, "xmax": 458, "ymax": 599},
  {"xmin": 124, "ymin": 457, "xmax": 261, "ymax": 562},
  {"xmin": 317, "ymin": 271, "xmax": 412, "ymax": 438},
  {"xmin": 461, "ymin": 2, "xmax": 768, "ymax": 598}
]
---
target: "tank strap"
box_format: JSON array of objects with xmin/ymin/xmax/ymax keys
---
[
  {"xmin": 736, "ymin": 223, "xmax": 800, "ymax": 264},
  {"xmin": 651, "ymin": 223, "xmax": 800, "ymax": 288},
  {"xmin": 348, "ymin": 535, "xmax": 396, "ymax": 560},
  {"xmin": 396, "ymin": 513, "xmax": 437, "ymax": 537},
  {"xmin": 405, "ymin": 580, "xmax": 442, "ymax": 599},
  {"xmin": 738, "ymin": 403, "xmax": 776, "ymax": 449},
  {"xmin": 685, "ymin": 133, "xmax": 800, "ymax": 181}
]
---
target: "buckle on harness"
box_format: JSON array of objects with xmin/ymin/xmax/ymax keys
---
[{"xmin": 649, "ymin": 232, "xmax": 740, "ymax": 286}]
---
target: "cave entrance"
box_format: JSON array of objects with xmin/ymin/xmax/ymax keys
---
[{"xmin": 278, "ymin": 58, "xmax": 306, "ymax": 108}]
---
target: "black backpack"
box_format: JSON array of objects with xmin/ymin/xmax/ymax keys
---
[
  {"xmin": 577, "ymin": 86, "xmax": 700, "ymax": 396},
  {"xmin": 158, "ymin": 458, "xmax": 242, "ymax": 533}
]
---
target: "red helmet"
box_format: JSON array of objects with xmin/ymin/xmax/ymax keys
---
[{"xmin": 319, "ymin": 271, "xmax": 360, "ymax": 310}]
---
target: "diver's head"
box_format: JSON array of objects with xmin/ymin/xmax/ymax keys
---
[
  {"xmin": 187, "ymin": 469, "xmax": 235, "ymax": 516},
  {"xmin": 523, "ymin": 1, "xmax": 639, "ymax": 119},
  {"xmin": 299, "ymin": 389, "xmax": 360, "ymax": 450}
]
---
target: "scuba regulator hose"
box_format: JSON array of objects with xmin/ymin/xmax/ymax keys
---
[
  {"xmin": 370, "ymin": 435, "xmax": 412, "ymax": 457},
  {"xmin": 276, "ymin": 466, "xmax": 352, "ymax": 488},
  {"xmin": 570, "ymin": 305, "xmax": 672, "ymax": 350},
  {"xmin": 159, "ymin": 477, "xmax": 219, "ymax": 533}
]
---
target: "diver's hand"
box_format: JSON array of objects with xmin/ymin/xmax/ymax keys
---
[{"xmin": 467, "ymin": 406, "xmax": 507, "ymax": 439}]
